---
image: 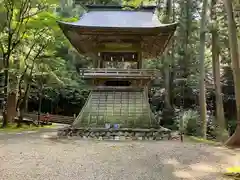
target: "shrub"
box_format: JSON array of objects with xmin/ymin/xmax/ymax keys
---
[
  {"xmin": 175, "ymin": 109, "xmax": 201, "ymax": 136},
  {"xmin": 227, "ymin": 119, "xmax": 237, "ymax": 136},
  {"xmin": 224, "ymin": 166, "xmax": 240, "ymax": 179}
]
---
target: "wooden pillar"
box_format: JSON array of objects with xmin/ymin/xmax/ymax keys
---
[
  {"xmin": 137, "ymin": 52, "xmax": 143, "ymax": 69},
  {"xmin": 98, "ymin": 52, "xmax": 104, "ymax": 68},
  {"xmin": 93, "ymin": 58, "xmax": 98, "ymax": 68},
  {"xmin": 100, "ymin": 58, "xmax": 104, "ymax": 68},
  {"xmin": 137, "ymin": 46, "xmax": 143, "ymax": 69},
  {"xmin": 97, "ymin": 58, "xmax": 101, "ymax": 68},
  {"xmin": 93, "ymin": 51, "xmax": 100, "ymax": 68}
]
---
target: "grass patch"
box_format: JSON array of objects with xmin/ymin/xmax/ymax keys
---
[
  {"xmin": 185, "ymin": 136, "xmax": 222, "ymax": 146},
  {"xmin": 0, "ymin": 123, "xmax": 55, "ymax": 133},
  {"xmin": 224, "ymin": 166, "xmax": 240, "ymax": 179}
]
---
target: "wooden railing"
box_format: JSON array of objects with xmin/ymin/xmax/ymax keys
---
[
  {"xmin": 0, "ymin": 112, "xmax": 75, "ymax": 124},
  {"xmin": 92, "ymin": 86, "xmax": 144, "ymax": 91},
  {"xmin": 79, "ymin": 68, "xmax": 160, "ymax": 77},
  {"xmin": 23, "ymin": 113, "xmax": 74, "ymax": 124}
]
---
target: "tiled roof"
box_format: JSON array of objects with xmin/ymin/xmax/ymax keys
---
[{"xmin": 59, "ymin": 6, "xmax": 169, "ymax": 28}]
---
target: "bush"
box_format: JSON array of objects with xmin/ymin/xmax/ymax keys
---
[
  {"xmin": 174, "ymin": 109, "xmax": 217, "ymax": 137},
  {"xmin": 224, "ymin": 166, "xmax": 240, "ymax": 179},
  {"xmin": 161, "ymin": 108, "xmax": 176, "ymax": 129},
  {"xmin": 206, "ymin": 113, "xmax": 216, "ymax": 139},
  {"xmin": 227, "ymin": 119, "xmax": 237, "ymax": 136},
  {"xmin": 175, "ymin": 109, "xmax": 201, "ymax": 136}
]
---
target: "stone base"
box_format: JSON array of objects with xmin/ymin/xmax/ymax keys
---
[{"xmin": 57, "ymin": 127, "xmax": 171, "ymax": 141}]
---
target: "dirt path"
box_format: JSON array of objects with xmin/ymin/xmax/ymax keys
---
[{"xmin": 0, "ymin": 129, "xmax": 239, "ymax": 180}]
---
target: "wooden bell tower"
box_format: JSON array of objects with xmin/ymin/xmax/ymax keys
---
[{"xmin": 58, "ymin": 5, "xmax": 177, "ymax": 128}]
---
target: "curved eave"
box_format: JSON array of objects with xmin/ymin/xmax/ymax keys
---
[
  {"xmin": 57, "ymin": 21, "xmax": 178, "ymax": 58},
  {"xmin": 58, "ymin": 21, "xmax": 178, "ymax": 35}
]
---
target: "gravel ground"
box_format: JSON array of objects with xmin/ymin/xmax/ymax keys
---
[{"xmin": 0, "ymin": 129, "xmax": 239, "ymax": 180}]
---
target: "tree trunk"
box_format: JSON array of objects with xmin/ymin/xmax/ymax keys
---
[
  {"xmin": 24, "ymin": 89, "xmax": 29, "ymax": 112},
  {"xmin": 17, "ymin": 100, "xmax": 23, "ymax": 128},
  {"xmin": 163, "ymin": 0, "xmax": 173, "ymax": 110},
  {"xmin": 15, "ymin": 60, "xmax": 21, "ymax": 127},
  {"xmin": 16, "ymin": 82, "xmax": 31, "ymax": 127},
  {"xmin": 164, "ymin": 64, "xmax": 172, "ymax": 109},
  {"xmin": 178, "ymin": 0, "xmax": 192, "ymax": 107},
  {"xmin": 2, "ymin": 55, "xmax": 9, "ymax": 128},
  {"xmin": 211, "ymin": 0, "xmax": 228, "ymax": 141},
  {"xmin": 16, "ymin": 80, "xmax": 23, "ymax": 128},
  {"xmin": 223, "ymin": 0, "xmax": 240, "ymax": 147},
  {"xmin": 38, "ymin": 85, "xmax": 43, "ymax": 124},
  {"xmin": 199, "ymin": 0, "xmax": 208, "ymax": 139}
]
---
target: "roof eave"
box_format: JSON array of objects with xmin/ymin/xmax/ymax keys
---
[
  {"xmin": 57, "ymin": 21, "xmax": 178, "ymax": 59},
  {"xmin": 57, "ymin": 20, "xmax": 178, "ymax": 34}
]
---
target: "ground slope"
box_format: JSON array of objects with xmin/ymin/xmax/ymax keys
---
[{"xmin": 73, "ymin": 90, "xmax": 153, "ymax": 128}]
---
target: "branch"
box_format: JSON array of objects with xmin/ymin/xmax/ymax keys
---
[
  {"xmin": 3, "ymin": 0, "xmax": 15, "ymax": 64},
  {"xmin": 23, "ymin": 41, "xmax": 37, "ymax": 67},
  {"xmin": 16, "ymin": 43, "xmax": 45, "ymax": 110},
  {"xmin": 5, "ymin": 1, "xmax": 13, "ymax": 52},
  {"xmin": 13, "ymin": 22, "xmax": 46, "ymax": 61},
  {"xmin": 18, "ymin": 0, "xmax": 28, "ymax": 21},
  {"xmin": 20, "ymin": 0, "xmax": 31, "ymax": 20},
  {"xmin": 5, "ymin": 30, "xmax": 13, "ymax": 64},
  {"xmin": 21, "ymin": 43, "xmax": 42, "ymax": 88},
  {"xmin": 5, "ymin": 0, "xmax": 14, "ymax": 28},
  {"xmin": 22, "ymin": 6, "xmax": 47, "ymax": 19},
  {"xmin": 10, "ymin": 0, "xmax": 48, "ymax": 55},
  {"xmin": 19, "ymin": 63, "xmax": 29, "ymax": 86},
  {"xmin": 11, "ymin": 0, "xmax": 31, "ymax": 51},
  {"xmin": 34, "ymin": 44, "xmax": 47, "ymax": 60},
  {"xmin": 17, "ymin": 27, "xmax": 46, "ymax": 97},
  {"xmin": 0, "ymin": 41, "xmax": 5, "ymax": 55}
]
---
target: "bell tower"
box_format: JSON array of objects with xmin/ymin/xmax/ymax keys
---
[{"xmin": 58, "ymin": 5, "xmax": 177, "ymax": 128}]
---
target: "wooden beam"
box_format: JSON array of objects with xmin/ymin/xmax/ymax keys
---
[
  {"xmin": 137, "ymin": 45, "xmax": 143, "ymax": 69},
  {"xmin": 73, "ymin": 26, "xmax": 176, "ymax": 36},
  {"xmin": 96, "ymin": 42, "xmax": 141, "ymax": 53},
  {"xmin": 96, "ymin": 35, "xmax": 142, "ymax": 40},
  {"xmin": 100, "ymin": 52, "xmax": 138, "ymax": 62}
]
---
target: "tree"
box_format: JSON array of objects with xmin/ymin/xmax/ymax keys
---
[
  {"xmin": 199, "ymin": 0, "xmax": 208, "ymax": 138},
  {"xmin": 33, "ymin": 58, "xmax": 65, "ymax": 122},
  {"xmin": 175, "ymin": 0, "xmax": 197, "ymax": 105},
  {"xmin": 211, "ymin": 0, "xmax": 228, "ymax": 141},
  {"xmin": 223, "ymin": 0, "xmax": 240, "ymax": 147},
  {"xmin": 0, "ymin": 0, "xmax": 57, "ymax": 127},
  {"xmin": 15, "ymin": 10, "xmax": 80, "ymax": 125},
  {"xmin": 162, "ymin": 0, "xmax": 173, "ymax": 110},
  {"xmin": 15, "ymin": 35, "xmax": 50, "ymax": 126}
]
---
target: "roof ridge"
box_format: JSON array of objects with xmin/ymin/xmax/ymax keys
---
[{"xmin": 85, "ymin": 5, "xmax": 156, "ymax": 12}]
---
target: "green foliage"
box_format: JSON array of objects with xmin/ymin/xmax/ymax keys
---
[
  {"xmin": 175, "ymin": 109, "xmax": 201, "ymax": 136},
  {"xmin": 0, "ymin": 0, "xmax": 238, "ymax": 133},
  {"xmin": 122, "ymin": 0, "xmax": 143, "ymax": 7},
  {"xmin": 174, "ymin": 108, "xmax": 229, "ymax": 140},
  {"xmin": 0, "ymin": 0, "xmax": 90, "ymax": 118},
  {"xmin": 186, "ymin": 136, "xmax": 220, "ymax": 146},
  {"xmin": 228, "ymin": 119, "xmax": 237, "ymax": 135},
  {"xmin": 0, "ymin": 122, "xmax": 54, "ymax": 132},
  {"xmin": 225, "ymin": 166, "xmax": 240, "ymax": 179}
]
